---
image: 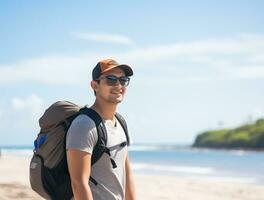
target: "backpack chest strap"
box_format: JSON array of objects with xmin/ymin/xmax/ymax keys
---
[{"xmin": 104, "ymin": 141, "xmax": 127, "ymax": 168}]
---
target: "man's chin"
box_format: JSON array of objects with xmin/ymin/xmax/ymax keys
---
[
  {"xmin": 109, "ymin": 97, "xmax": 123, "ymax": 104},
  {"xmin": 116, "ymin": 99, "xmax": 122, "ymax": 103},
  {"xmin": 115, "ymin": 98, "xmax": 122, "ymax": 103}
]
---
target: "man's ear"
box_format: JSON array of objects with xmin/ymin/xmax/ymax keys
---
[{"xmin": 91, "ymin": 80, "xmax": 98, "ymax": 91}]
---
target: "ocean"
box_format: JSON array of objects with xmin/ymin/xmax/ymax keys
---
[{"xmin": 1, "ymin": 144, "xmax": 264, "ymax": 185}]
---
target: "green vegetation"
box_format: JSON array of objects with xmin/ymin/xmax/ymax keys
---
[{"xmin": 193, "ymin": 119, "xmax": 264, "ymax": 149}]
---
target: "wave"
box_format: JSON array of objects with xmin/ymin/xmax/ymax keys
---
[
  {"xmin": 129, "ymin": 144, "xmax": 251, "ymax": 156},
  {"xmin": 132, "ymin": 163, "xmax": 214, "ymax": 174},
  {"xmin": 132, "ymin": 163, "xmax": 258, "ymax": 184},
  {"xmin": 129, "ymin": 144, "xmax": 190, "ymax": 151}
]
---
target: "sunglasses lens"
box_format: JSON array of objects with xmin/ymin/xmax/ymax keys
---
[
  {"xmin": 104, "ymin": 75, "xmax": 130, "ymax": 86},
  {"xmin": 106, "ymin": 75, "xmax": 118, "ymax": 86},
  {"xmin": 119, "ymin": 77, "xmax": 130, "ymax": 86}
]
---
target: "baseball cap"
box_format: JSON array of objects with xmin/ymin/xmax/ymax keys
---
[{"xmin": 92, "ymin": 59, "xmax": 133, "ymax": 80}]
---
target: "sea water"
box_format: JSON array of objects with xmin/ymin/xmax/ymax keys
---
[
  {"xmin": 129, "ymin": 144, "xmax": 264, "ymax": 185},
  {"xmin": 1, "ymin": 144, "xmax": 264, "ymax": 185}
]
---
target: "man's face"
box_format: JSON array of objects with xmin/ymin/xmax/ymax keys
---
[{"xmin": 93, "ymin": 67, "xmax": 128, "ymax": 104}]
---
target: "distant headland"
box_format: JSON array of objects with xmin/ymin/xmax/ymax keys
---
[{"xmin": 193, "ymin": 118, "xmax": 264, "ymax": 150}]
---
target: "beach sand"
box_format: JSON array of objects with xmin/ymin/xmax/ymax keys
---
[{"xmin": 0, "ymin": 155, "xmax": 264, "ymax": 200}]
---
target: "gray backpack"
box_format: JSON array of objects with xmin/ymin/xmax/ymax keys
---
[{"xmin": 29, "ymin": 101, "xmax": 130, "ymax": 200}]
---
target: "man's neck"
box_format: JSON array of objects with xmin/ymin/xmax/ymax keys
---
[{"xmin": 91, "ymin": 99, "xmax": 117, "ymax": 121}]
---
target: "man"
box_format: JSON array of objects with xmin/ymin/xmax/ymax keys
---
[{"xmin": 66, "ymin": 59, "xmax": 136, "ymax": 200}]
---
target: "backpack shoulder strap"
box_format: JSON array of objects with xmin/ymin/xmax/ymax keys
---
[
  {"xmin": 79, "ymin": 107, "xmax": 107, "ymax": 166},
  {"xmin": 115, "ymin": 112, "xmax": 130, "ymax": 146}
]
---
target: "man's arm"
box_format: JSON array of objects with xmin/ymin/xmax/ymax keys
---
[
  {"xmin": 67, "ymin": 149, "xmax": 93, "ymax": 200},
  {"xmin": 125, "ymin": 153, "xmax": 136, "ymax": 200}
]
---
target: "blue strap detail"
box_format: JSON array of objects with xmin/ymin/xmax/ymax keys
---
[
  {"xmin": 38, "ymin": 135, "xmax": 47, "ymax": 147},
  {"xmin": 34, "ymin": 134, "xmax": 47, "ymax": 151},
  {"xmin": 34, "ymin": 139, "xmax": 38, "ymax": 151}
]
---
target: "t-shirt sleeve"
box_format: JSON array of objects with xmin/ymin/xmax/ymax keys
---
[{"xmin": 66, "ymin": 114, "xmax": 98, "ymax": 154}]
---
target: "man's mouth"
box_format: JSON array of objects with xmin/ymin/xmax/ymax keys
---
[{"xmin": 111, "ymin": 90, "xmax": 122, "ymax": 95}]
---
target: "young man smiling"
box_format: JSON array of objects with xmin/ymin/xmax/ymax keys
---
[{"xmin": 66, "ymin": 59, "xmax": 136, "ymax": 200}]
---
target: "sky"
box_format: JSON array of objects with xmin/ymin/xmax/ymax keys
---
[{"xmin": 0, "ymin": 0, "xmax": 264, "ymax": 146}]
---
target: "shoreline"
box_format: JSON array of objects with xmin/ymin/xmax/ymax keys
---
[
  {"xmin": 0, "ymin": 146, "xmax": 264, "ymax": 185},
  {"xmin": 2, "ymin": 144, "xmax": 264, "ymax": 152},
  {"xmin": 192, "ymin": 146, "xmax": 264, "ymax": 152},
  {"xmin": 1, "ymin": 155, "xmax": 264, "ymax": 200}
]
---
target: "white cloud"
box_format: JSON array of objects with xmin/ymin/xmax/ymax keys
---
[
  {"xmin": 119, "ymin": 34, "xmax": 264, "ymax": 62},
  {"xmin": 0, "ymin": 95, "xmax": 46, "ymax": 145},
  {"xmin": 12, "ymin": 94, "xmax": 45, "ymax": 120},
  {"xmin": 12, "ymin": 94, "xmax": 42, "ymax": 110},
  {"xmin": 117, "ymin": 33, "xmax": 264, "ymax": 81},
  {"xmin": 0, "ymin": 55, "xmax": 96, "ymax": 85},
  {"xmin": 72, "ymin": 32, "xmax": 134, "ymax": 45},
  {"xmin": 235, "ymin": 66, "xmax": 264, "ymax": 79},
  {"xmin": 0, "ymin": 33, "xmax": 264, "ymax": 86}
]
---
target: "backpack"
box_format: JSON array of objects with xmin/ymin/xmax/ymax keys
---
[{"xmin": 29, "ymin": 101, "xmax": 130, "ymax": 200}]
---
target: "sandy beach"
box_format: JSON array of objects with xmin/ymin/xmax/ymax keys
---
[{"xmin": 0, "ymin": 155, "xmax": 264, "ymax": 200}]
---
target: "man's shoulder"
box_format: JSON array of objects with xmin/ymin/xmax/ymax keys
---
[
  {"xmin": 66, "ymin": 114, "xmax": 98, "ymax": 153},
  {"xmin": 70, "ymin": 114, "xmax": 96, "ymax": 129}
]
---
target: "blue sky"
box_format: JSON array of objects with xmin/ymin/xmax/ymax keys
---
[{"xmin": 1, "ymin": 0, "xmax": 264, "ymax": 145}]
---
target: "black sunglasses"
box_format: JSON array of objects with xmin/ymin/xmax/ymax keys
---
[{"xmin": 97, "ymin": 75, "xmax": 130, "ymax": 87}]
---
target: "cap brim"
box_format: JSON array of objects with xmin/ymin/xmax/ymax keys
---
[{"xmin": 118, "ymin": 64, "xmax": 133, "ymax": 76}]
